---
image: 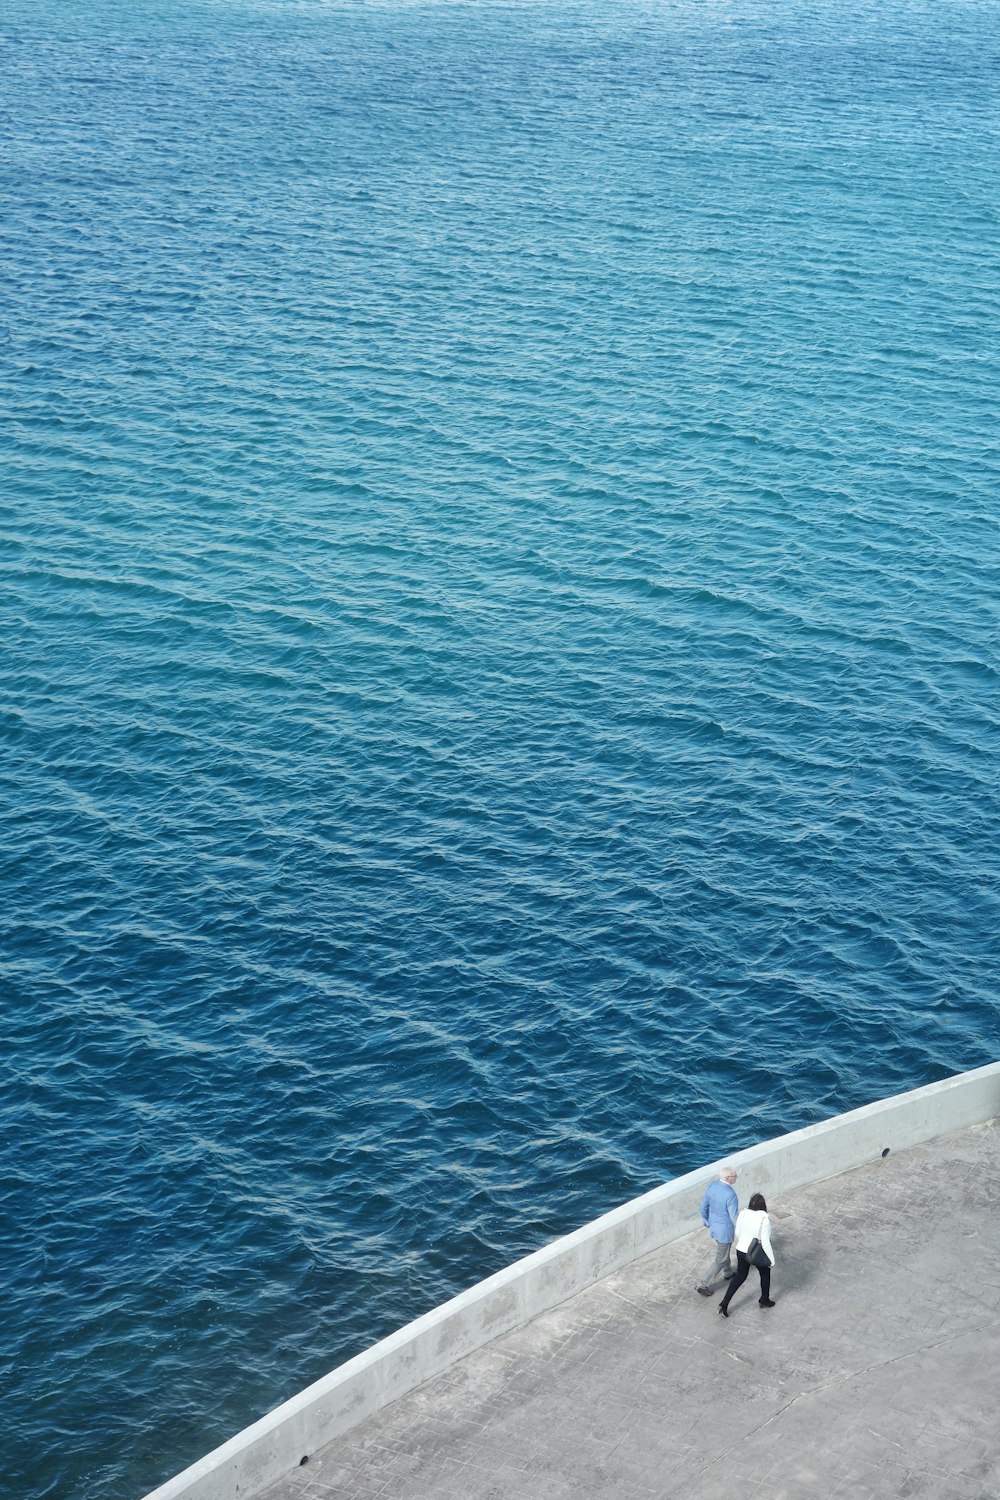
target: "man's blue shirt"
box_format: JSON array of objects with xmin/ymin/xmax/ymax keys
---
[{"xmin": 701, "ymin": 1180, "xmax": 738, "ymax": 1243}]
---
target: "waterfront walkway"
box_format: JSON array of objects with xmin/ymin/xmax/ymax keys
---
[{"xmin": 261, "ymin": 1118, "xmax": 999, "ymax": 1500}]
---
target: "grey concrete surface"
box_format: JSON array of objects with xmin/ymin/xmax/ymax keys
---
[{"xmin": 260, "ymin": 1119, "xmax": 1000, "ymax": 1500}]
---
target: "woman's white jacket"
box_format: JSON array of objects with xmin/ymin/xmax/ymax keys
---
[{"xmin": 733, "ymin": 1207, "xmax": 775, "ymax": 1266}]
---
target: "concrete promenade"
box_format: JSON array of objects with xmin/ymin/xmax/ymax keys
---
[{"xmin": 260, "ymin": 1118, "xmax": 999, "ymax": 1500}]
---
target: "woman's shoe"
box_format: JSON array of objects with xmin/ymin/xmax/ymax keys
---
[
  {"xmin": 718, "ymin": 1303, "xmax": 729, "ymax": 1317},
  {"xmin": 759, "ymin": 1298, "xmax": 775, "ymax": 1308}
]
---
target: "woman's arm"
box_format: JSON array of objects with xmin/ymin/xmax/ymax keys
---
[{"xmin": 760, "ymin": 1214, "xmax": 776, "ymax": 1266}]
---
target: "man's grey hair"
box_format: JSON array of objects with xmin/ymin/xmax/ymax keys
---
[{"xmin": 719, "ymin": 1164, "xmax": 737, "ymax": 1181}]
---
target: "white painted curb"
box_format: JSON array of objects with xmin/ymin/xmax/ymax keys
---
[{"xmin": 142, "ymin": 1060, "xmax": 1000, "ymax": 1500}]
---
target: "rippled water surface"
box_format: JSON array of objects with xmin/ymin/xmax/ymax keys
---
[{"xmin": 2, "ymin": 0, "xmax": 999, "ymax": 1495}]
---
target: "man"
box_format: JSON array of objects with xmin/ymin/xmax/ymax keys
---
[{"xmin": 696, "ymin": 1165, "xmax": 738, "ymax": 1296}]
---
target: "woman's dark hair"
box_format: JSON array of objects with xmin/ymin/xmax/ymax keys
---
[{"xmin": 748, "ymin": 1192, "xmax": 767, "ymax": 1212}]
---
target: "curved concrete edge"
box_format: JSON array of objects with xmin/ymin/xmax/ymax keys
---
[{"xmin": 142, "ymin": 1060, "xmax": 1000, "ymax": 1500}]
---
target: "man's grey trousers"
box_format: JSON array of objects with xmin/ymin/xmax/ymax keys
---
[{"xmin": 697, "ymin": 1236, "xmax": 733, "ymax": 1291}]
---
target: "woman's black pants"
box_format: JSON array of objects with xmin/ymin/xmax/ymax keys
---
[{"xmin": 719, "ymin": 1250, "xmax": 770, "ymax": 1309}]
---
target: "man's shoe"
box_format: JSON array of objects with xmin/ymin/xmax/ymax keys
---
[
  {"xmin": 759, "ymin": 1298, "xmax": 775, "ymax": 1308},
  {"xmin": 696, "ymin": 1286, "xmax": 711, "ymax": 1297}
]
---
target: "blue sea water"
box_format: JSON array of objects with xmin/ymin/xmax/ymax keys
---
[{"xmin": 1, "ymin": 0, "xmax": 998, "ymax": 1494}]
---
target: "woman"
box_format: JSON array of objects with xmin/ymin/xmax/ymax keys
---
[{"xmin": 718, "ymin": 1192, "xmax": 775, "ymax": 1316}]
